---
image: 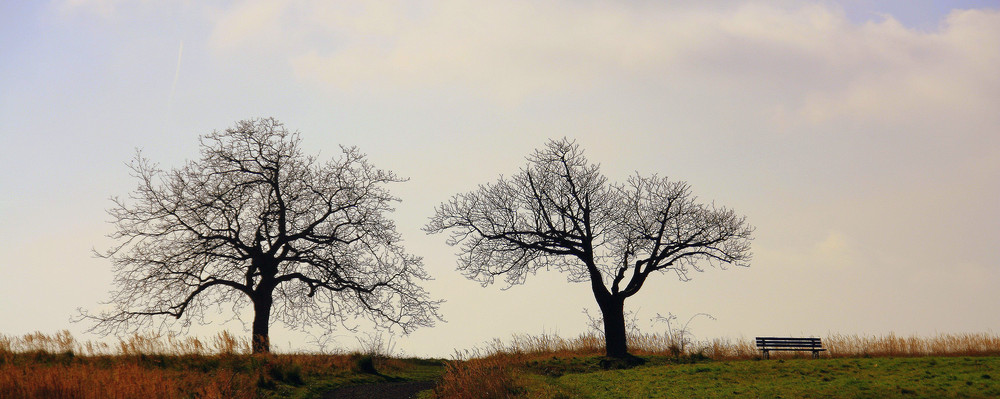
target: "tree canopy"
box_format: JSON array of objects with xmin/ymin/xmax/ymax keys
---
[
  {"xmin": 426, "ymin": 138, "xmax": 752, "ymax": 359},
  {"xmin": 83, "ymin": 118, "xmax": 441, "ymax": 352}
]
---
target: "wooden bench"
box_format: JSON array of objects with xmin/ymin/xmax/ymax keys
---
[{"xmin": 755, "ymin": 337, "xmax": 826, "ymax": 359}]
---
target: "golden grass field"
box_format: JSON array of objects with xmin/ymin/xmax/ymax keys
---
[{"xmin": 0, "ymin": 330, "xmax": 406, "ymax": 398}]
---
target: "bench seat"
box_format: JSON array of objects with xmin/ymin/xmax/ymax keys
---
[{"xmin": 755, "ymin": 337, "xmax": 826, "ymax": 359}]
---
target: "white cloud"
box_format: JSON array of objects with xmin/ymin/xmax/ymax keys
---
[
  {"xmin": 790, "ymin": 9, "xmax": 1000, "ymax": 126},
  {"xmin": 203, "ymin": 0, "xmax": 1000, "ymax": 123},
  {"xmin": 283, "ymin": 1, "xmax": 682, "ymax": 103}
]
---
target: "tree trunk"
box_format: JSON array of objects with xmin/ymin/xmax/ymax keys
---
[
  {"xmin": 598, "ymin": 295, "xmax": 628, "ymax": 359},
  {"xmin": 251, "ymin": 295, "xmax": 272, "ymax": 354}
]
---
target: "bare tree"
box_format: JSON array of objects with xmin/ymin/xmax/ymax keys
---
[
  {"xmin": 82, "ymin": 118, "xmax": 441, "ymax": 353},
  {"xmin": 426, "ymin": 139, "xmax": 752, "ymax": 360}
]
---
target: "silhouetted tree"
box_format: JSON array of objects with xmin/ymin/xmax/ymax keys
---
[
  {"xmin": 83, "ymin": 118, "xmax": 441, "ymax": 353},
  {"xmin": 426, "ymin": 139, "xmax": 752, "ymax": 360}
]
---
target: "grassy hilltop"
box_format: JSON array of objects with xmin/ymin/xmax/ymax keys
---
[{"xmin": 2, "ymin": 330, "xmax": 1000, "ymax": 398}]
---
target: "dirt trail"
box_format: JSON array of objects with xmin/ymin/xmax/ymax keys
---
[{"xmin": 320, "ymin": 380, "xmax": 436, "ymax": 399}]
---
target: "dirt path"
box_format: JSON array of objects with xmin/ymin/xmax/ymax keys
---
[{"xmin": 320, "ymin": 380, "xmax": 436, "ymax": 399}]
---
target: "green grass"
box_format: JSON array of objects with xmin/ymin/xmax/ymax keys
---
[
  {"xmin": 519, "ymin": 356, "xmax": 1000, "ymax": 398},
  {"xmin": 261, "ymin": 357, "xmax": 446, "ymax": 399}
]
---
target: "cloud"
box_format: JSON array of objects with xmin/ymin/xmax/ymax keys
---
[
  {"xmin": 283, "ymin": 1, "xmax": 683, "ymax": 103},
  {"xmin": 17, "ymin": 0, "xmax": 1000, "ymax": 353},
  {"xmin": 788, "ymin": 9, "xmax": 1000, "ymax": 126},
  {"xmin": 202, "ymin": 0, "xmax": 1000, "ymax": 122}
]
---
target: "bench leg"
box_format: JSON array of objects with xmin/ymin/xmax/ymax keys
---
[
  {"xmin": 763, "ymin": 350, "xmax": 769, "ymax": 360},
  {"xmin": 812, "ymin": 351, "xmax": 818, "ymax": 359}
]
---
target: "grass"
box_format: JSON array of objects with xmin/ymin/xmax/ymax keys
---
[
  {"xmin": 525, "ymin": 356, "xmax": 1000, "ymax": 398},
  {"xmin": 0, "ymin": 351, "xmax": 446, "ymax": 399},
  {"xmin": 4, "ymin": 330, "xmax": 1000, "ymax": 398},
  {"xmin": 0, "ymin": 331, "xmax": 445, "ymax": 399},
  {"xmin": 272, "ymin": 356, "xmax": 445, "ymax": 399},
  {"xmin": 424, "ymin": 331, "xmax": 1000, "ymax": 398}
]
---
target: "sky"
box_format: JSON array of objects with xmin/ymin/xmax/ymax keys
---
[{"xmin": 1, "ymin": 0, "xmax": 998, "ymax": 357}]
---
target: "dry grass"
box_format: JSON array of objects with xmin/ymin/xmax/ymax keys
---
[
  {"xmin": 0, "ymin": 330, "xmax": 250, "ymax": 357},
  {"xmin": 0, "ymin": 330, "xmax": 392, "ymax": 399},
  {"xmin": 0, "ymin": 362, "xmax": 256, "ymax": 399},
  {"xmin": 825, "ymin": 332, "xmax": 1000, "ymax": 358},
  {"xmin": 433, "ymin": 350, "xmax": 523, "ymax": 399},
  {"xmin": 694, "ymin": 337, "xmax": 761, "ymax": 360},
  {"xmin": 461, "ymin": 331, "xmax": 1000, "ymax": 360},
  {"xmin": 698, "ymin": 332, "xmax": 1000, "ymax": 360}
]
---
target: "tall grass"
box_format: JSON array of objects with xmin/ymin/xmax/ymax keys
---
[
  {"xmin": 0, "ymin": 330, "xmax": 249, "ymax": 357},
  {"xmin": 0, "ymin": 362, "xmax": 256, "ymax": 399},
  {"xmin": 433, "ymin": 349, "xmax": 523, "ymax": 399},
  {"xmin": 0, "ymin": 330, "xmax": 382, "ymax": 399},
  {"xmin": 451, "ymin": 331, "xmax": 1000, "ymax": 360},
  {"xmin": 825, "ymin": 332, "xmax": 1000, "ymax": 358}
]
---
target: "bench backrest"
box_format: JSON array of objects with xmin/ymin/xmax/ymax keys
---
[{"xmin": 755, "ymin": 337, "xmax": 822, "ymax": 349}]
